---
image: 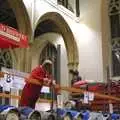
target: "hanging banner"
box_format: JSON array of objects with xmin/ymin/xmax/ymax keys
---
[{"xmin": 0, "ymin": 24, "xmax": 28, "ymax": 48}]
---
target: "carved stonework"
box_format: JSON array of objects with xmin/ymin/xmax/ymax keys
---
[
  {"xmin": 108, "ymin": 0, "xmax": 120, "ymax": 15},
  {"xmin": 112, "ymin": 38, "xmax": 120, "ymax": 62},
  {"xmin": 112, "ymin": 38, "xmax": 120, "ymax": 50},
  {"xmin": 0, "ymin": 49, "xmax": 12, "ymax": 69},
  {"xmin": 108, "ymin": 0, "xmax": 120, "ymax": 76}
]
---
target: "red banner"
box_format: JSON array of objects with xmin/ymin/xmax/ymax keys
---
[{"xmin": 0, "ymin": 24, "xmax": 28, "ymax": 48}]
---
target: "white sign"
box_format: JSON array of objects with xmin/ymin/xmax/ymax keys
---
[
  {"xmin": 0, "ymin": 67, "xmax": 28, "ymax": 91},
  {"xmin": 84, "ymin": 92, "xmax": 89, "ymax": 104},
  {"xmin": 83, "ymin": 91, "xmax": 94, "ymax": 104},
  {"xmin": 88, "ymin": 92, "xmax": 94, "ymax": 101},
  {"xmin": 41, "ymin": 86, "xmax": 50, "ymax": 93},
  {"xmin": 109, "ymin": 103, "xmax": 113, "ymax": 114},
  {"xmin": 3, "ymin": 73, "xmax": 13, "ymax": 92},
  {"xmin": 12, "ymin": 76, "xmax": 26, "ymax": 90},
  {"xmin": 57, "ymin": 94, "xmax": 63, "ymax": 108}
]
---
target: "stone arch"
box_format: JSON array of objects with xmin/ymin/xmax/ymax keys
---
[
  {"xmin": 7, "ymin": 0, "xmax": 32, "ymax": 38},
  {"xmin": 6, "ymin": 0, "xmax": 32, "ymax": 71},
  {"xmin": 31, "ymin": 38, "xmax": 56, "ymax": 69},
  {"xmin": 34, "ymin": 12, "xmax": 79, "ymax": 70}
]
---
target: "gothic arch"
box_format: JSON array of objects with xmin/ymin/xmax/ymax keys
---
[
  {"xmin": 31, "ymin": 38, "xmax": 56, "ymax": 69},
  {"xmin": 34, "ymin": 12, "xmax": 79, "ymax": 69},
  {"xmin": 6, "ymin": 0, "xmax": 32, "ymax": 71},
  {"xmin": 7, "ymin": 0, "xmax": 32, "ymax": 39}
]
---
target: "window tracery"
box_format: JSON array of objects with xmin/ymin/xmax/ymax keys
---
[{"xmin": 109, "ymin": 0, "xmax": 120, "ymax": 76}]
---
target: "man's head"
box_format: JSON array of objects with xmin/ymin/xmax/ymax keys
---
[{"xmin": 42, "ymin": 59, "xmax": 53, "ymax": 74}]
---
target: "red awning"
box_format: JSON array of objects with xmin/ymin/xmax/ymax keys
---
[{"xmin": 0, "ymin": 24, "xmax": 28, "ymax": 48}]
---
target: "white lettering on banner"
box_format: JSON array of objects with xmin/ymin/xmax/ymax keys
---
[
  {"xmin": 0, "ymin": 24, "xmax": 26, "ymax": 42},
  {"xmin": 0, "ymin": 30, "xmax": 20, "ymax": 42}
]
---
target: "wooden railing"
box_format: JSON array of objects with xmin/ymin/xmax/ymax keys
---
[{"xmin": 0, "ymin": 71, "xmax": 120, "ymax": 110}]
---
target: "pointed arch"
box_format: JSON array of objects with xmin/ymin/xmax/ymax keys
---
[
  {"xmin": 6, "ymin": 0, "xmax": 32, "ymax": 71},
  {"xmin": 34, "ymin": 12, "xmax": 79, "ymax": 69},
  {"xmin": 7, "ymin": 0, "xmax": 32, "ymax": 40}
]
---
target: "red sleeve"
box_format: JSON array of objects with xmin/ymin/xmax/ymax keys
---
[{"xmin": 29, "ymin": 65, "xmax": 46, "ymax": 81}]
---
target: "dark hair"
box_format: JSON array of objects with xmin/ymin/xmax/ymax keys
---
[
  {"xmin": 74, "ymin": 70, "xmax": 79, "ymax": 75},
  {"xmin": 69, "ymin": 69, "xmax": 74, "ymax": 74},
  {"xmin": 42, "ymin": 59, "xmax": 52, "ymax": 66},
  {"xmin": 69, "ymin": 69, "xmax": 79, "ymax": 75}
]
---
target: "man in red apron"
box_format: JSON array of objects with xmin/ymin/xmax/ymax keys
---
[{"xmin": 19, "ymin": 60, "xmax": 55, "ymax": 108}]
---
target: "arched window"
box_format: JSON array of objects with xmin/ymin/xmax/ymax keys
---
[
  {"xmin": 39, "ymin": 43, "xmax": 57, "ymax": 100},
  {"xmin": 0, "ymin": 49, "xmax": 12, "ymax": 105},
  {"xmin": 109, "ymin": 0, "xmax": 120, "ymax": 76}
]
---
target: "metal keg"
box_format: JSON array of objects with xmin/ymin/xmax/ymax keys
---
[
  {"xmin": 18, "ymin": 107, "xmax": 41, "ymax": 120},
  {"xmin": 0, "ymin": 105, "xmax": 20, "ymax": 120},
  {"xmin": 76, "ymin": 113, "xmax": 83, "ymax": 120},
  {"xmin": 63, "ymin": 113, "xmax": 72, "ymax": 120},
  {"xmin": 39, "ymin": 110, "xmax": 57, "ymax": 120},
  {"xmin": 47, "ymin": 113, "xmax": 56, "ymax": 120}
]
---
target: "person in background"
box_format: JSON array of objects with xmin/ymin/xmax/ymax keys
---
[
  {"xmin": 19, "ymin": 59, "xmax": 56, "ymax": 109},
  {"xmin": 70, "ymin": 69, "xmax": 82, "ymax": 86}
]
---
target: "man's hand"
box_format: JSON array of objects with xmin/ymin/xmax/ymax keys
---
[
  {"xmin": 43, "ymin": 78, "xmax": 57, "ymax": 86},
  {"xmin": 52, "ymin": 80, "xmax": 56, "ymax": 85},
  {"xmin": 43, "ymin": 78, "xmax": 51, "ymax": 86}
]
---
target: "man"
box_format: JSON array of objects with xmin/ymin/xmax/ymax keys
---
[
  {"xmin": 70, "ymin": 69, "xmax": 82, "ymax": 86},
  {"xmin": 19, "ymin": 59, "xmax": 56, "ymax": 109}
]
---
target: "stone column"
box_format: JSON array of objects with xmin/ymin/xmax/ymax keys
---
[{"xmin": 24, "ymin": 47, "xmax": 32, "ymax": 73}]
